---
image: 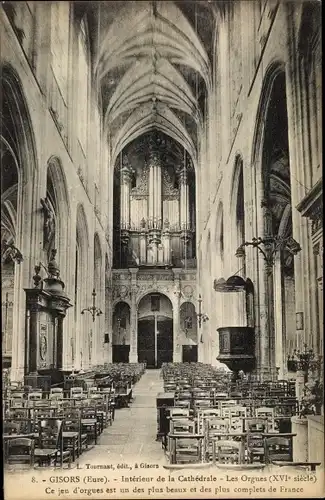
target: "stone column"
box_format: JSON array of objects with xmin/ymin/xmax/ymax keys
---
[
  {"xmin": 129, "ymin": 268, "xmax": 138, "ymax": 362},
  {"xmin": 11, "ymin": 172, "xmax": 43, "ymax": 382},
  {"xmin": 172, "ymin": 269, "xmax": 182, "ymax": 362},
  {"xmin": 273, "ymin": 256, "xmax": 285, "ymax": 379},
  {"xmin": 255, "ymin": 198, "xmax": 277, "ymax": 381},
  {"xmin": 148, "ymin": 165, "xmax": 154, "ymax": 229},
  {"xmin": 285, "ymin": 50, "xmax": 313, "ymax": 355},
  {"xmin": 104, "ymin": 277, "xmax": 113, "ymax": 364}
]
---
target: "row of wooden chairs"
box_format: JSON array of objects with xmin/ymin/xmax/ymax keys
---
[
  {"xmin": 166, "ymin": 415, "xmax": 293, "ymax": 466},
  {"xmin": 173, "ymin": 393, "xmax": 298, "ymax": 419}
]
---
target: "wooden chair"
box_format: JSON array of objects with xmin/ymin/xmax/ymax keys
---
[
  {"xmin": 199, "ymin": 408, "xmax": 221, "ymax": 419},
  {"xmin": 28, "ymin": 392, "xmax": 43, "ymax": 402},
  {"xmin": 169, "ymin": 419, "xmax": 203, "ymax": 465},
  {"xmin": 245, "ymin": 418, "xmax": 268, "ymax": 464},
  {"xmin": 193, "ymin": 398, "xmax": 212, "ymax": 413},
  {"xmin": 10, "ymin": 394, "xmax": 25, "ymax": 407},
  {"xmin": 204, "ymin": 417, "xmax": 230, "ymax": 460},
  {"xmin": 62, "ymin": 414, "xmax": 82, "ymax": 461},
  {"xmin": 64, "ymin": 408, "xmax": 88, "ymax": 455},
  {"xmin": 70, "ymin": 387, "xmax": 84, "ymax": 399},
  {"xmin": 34, "ymin": 418, "xmax": 71, "ymax": 468},
  {"xmin": 49, "ymin": 392, "xmax": 63, "ymax": 402},
  {"xmin": 88, "ymin": 386, "xmax": 98, "ymax": 397},
  {"xmin": 6, "ymin": 438, "xmax": 35, "ymax": 467},
  {"xmin": 174, "ymin": 400, "xmax": 191, "ymax": 409},
  {"xmin": 229, "ymin": 416, "xmax": 244, "ymax": 434},
  {"xmin": 223, "ymin": 405, "xmax": 247, "ymax": 419},
  {"xmin": 169, "ymin": 408, "xmax": 190, "ymax": 419},
  {"xmin": 219, "ymin": 399, "xmax": 238, "ymax": 412},
  {"xmin": 80, "ymin": 407, "xmax": 100, "ymax": 444},
  {"xmin": 212, "ymin": 439, "xmax": 244, "ymax": 465},
  {"xmin": 264, "ymin": 436, "xmax": 293, "ymax": 465},
  {"xmin": 50, "ymin": 388, "xmax": 63, "ymax": 396},
  {"xmin": 255, "ymin": 407, "xmax": 276, "ymax": 432},
  {"xmin": 4, "ymin": 421, "xmax": 21, "ymax": 435},
  {"xmin": 169, "ymin": 418, "xmax": 195, "ymax": 435}
]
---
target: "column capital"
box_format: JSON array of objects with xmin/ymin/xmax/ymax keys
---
[{"xmin": 120, "ymin": 165, "xmax": 134, "ymax": 184}]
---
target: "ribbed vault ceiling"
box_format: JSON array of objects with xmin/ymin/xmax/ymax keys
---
[{"xmin": 91, "ymin": 0, "xmax": 215, "ymax": 165}]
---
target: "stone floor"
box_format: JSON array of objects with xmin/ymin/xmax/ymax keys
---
[{"xmin": 77, "ymin": 368, "xmax": 168, "ymax": 465}]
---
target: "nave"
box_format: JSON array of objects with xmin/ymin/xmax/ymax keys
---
[{"xmin": 78, "ymin": 370, "xmax": 164, "ymax": 465}]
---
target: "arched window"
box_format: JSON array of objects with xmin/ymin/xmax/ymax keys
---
[{"xmin": 77, "ymin": 17, "xmax": 89, "ymax": 153}]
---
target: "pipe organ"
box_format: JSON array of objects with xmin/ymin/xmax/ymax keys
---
[{"xmin": 113, "ymin": 132, "xmax": 196, "ymax": 269}]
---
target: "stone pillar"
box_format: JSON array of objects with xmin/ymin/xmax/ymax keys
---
[
  {"xmin": 285, "ymin": 51, "xmax": 317, "ymax": 363},
  {"xmin": 172, "ymin": 269, "xmax": 182, "ymax": 362},
  {"xmin": 274, "ymin": 256, "xmax": 285, "ymax": 379},
  {"xmin": 11, "ymin": 173, "xmax": 43, "ymax": 382},
  {"xmin": 148, "ymin": 165, "xmax": 154, "ymax": 228},
  {"xmin": 255, "ymin": 196, "xmax": 277, "ymax": 381},
  {"xmin": 129, "ymin": 268, "xmax": 138, "ymax": 362},
  {"xmin": 104, "ymin": 277, "xmax": 113, "ymax": 364}
]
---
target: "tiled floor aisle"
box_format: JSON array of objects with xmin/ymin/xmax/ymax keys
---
[{"xmin": 78, "ymin": 369, "xmax": 167, "ymax": 465}]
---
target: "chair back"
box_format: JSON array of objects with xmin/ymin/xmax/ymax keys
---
[
  {"xmin": 264, "ymin": 436, "xmax": 293, "ymax": 464},
  {"xmin": 50, "ymin": 388, "xmax": 63, "ymax": 395},
  {"xmin": 229, "ymin": 416, "xmax": 244, "ymax": 434},
  {"xmin": 4, "ymin": 421, "xmax": 21, "ymax": 434},
  {"xmin": 70, "ymin": 387, "xmax": 83, "ymax": 398},
  {"xmin": 223, "ymin": 405, "xmax": 247, "ymax": 418},
  {"xmin": 38, "ymin": 418, "xmax": 63, "ymax": 450},
  {"xmin": 207, "ymin": 417, "xmax": 230, "ymax": 436},
  {"xmin": 6, "ymin": 438, "xmax": 35, "ymax": 466},
  {"xmin": 199, "ymin": 408, "xmax": 221, "ymax": 419},
  {"xmin": 174, "ymin": 400, "xmax": 190, "ymax": 409},
  {"xmin": 244, "ymin": 417, "xmax": 268, "ymax": 433},
  {"xmin": 213, "ymin": 439, "xmax": 243, "ymax": 464},
  {"xmin": 170, "ymin": 418, "xmax": 195, "ymax": 434},
  {"xmin": 169, "ymin": 408, "xmax": 190, "ymax": 419},
  {"xmin": 255, "ymin": 407, "xmax": 275, "ymax": 431},
  {"xmin": 28, "ymin": 392, "xmax": 42, "ymax": 401}
]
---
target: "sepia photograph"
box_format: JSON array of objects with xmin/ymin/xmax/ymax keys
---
[{"xmin": 1, "ymin": 0, "xmax": 323, "ymax": 499}]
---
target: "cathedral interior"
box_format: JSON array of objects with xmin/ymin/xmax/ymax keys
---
[{"xmin": 1, "ymin": 0, "xmax": 324, "ymax": 477}]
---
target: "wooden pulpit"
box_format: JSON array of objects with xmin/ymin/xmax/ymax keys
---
[{"xmin": 24, "ymin": 250, "xmax": 72, "ymax": 388}]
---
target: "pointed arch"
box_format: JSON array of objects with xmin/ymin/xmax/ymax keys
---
[
  {"xmin": 46, "ymin": 156, "xmax": 71, "ymax": 263},
  {"xmin": 251, "ymin": 61, "xmax": 286, "ymax": 167},
  {"xmin": 230, "ymin": 154, "xmax": 245, "ymax": 275},
  {"xmin": 1, "ymin": 63, "xmax": 38, "ymax": 182}
]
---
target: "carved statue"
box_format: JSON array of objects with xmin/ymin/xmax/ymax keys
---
[
  {"xmin": 41, "ymin": 197, "xmax": 55, "ymax": 245},
  {"xmin": 140, "ymin": 217, "xmax": 146, "ymax": 229},
  {"xmin": 47, "ymin": 249, "xmax": 60, "ymax": 278}
]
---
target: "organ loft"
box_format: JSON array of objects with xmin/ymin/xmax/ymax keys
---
[
  {"xmin": 112, "ymin": 131, "xmax": 198, "ymax": 367},
  {"xmin": 113, "ymin": 131, "xmax": 196, "ymax": 268}
]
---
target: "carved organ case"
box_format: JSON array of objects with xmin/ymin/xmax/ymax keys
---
[{"xmin": 113, "ymin": 132, "xmax": 196, "ymax": 269}]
